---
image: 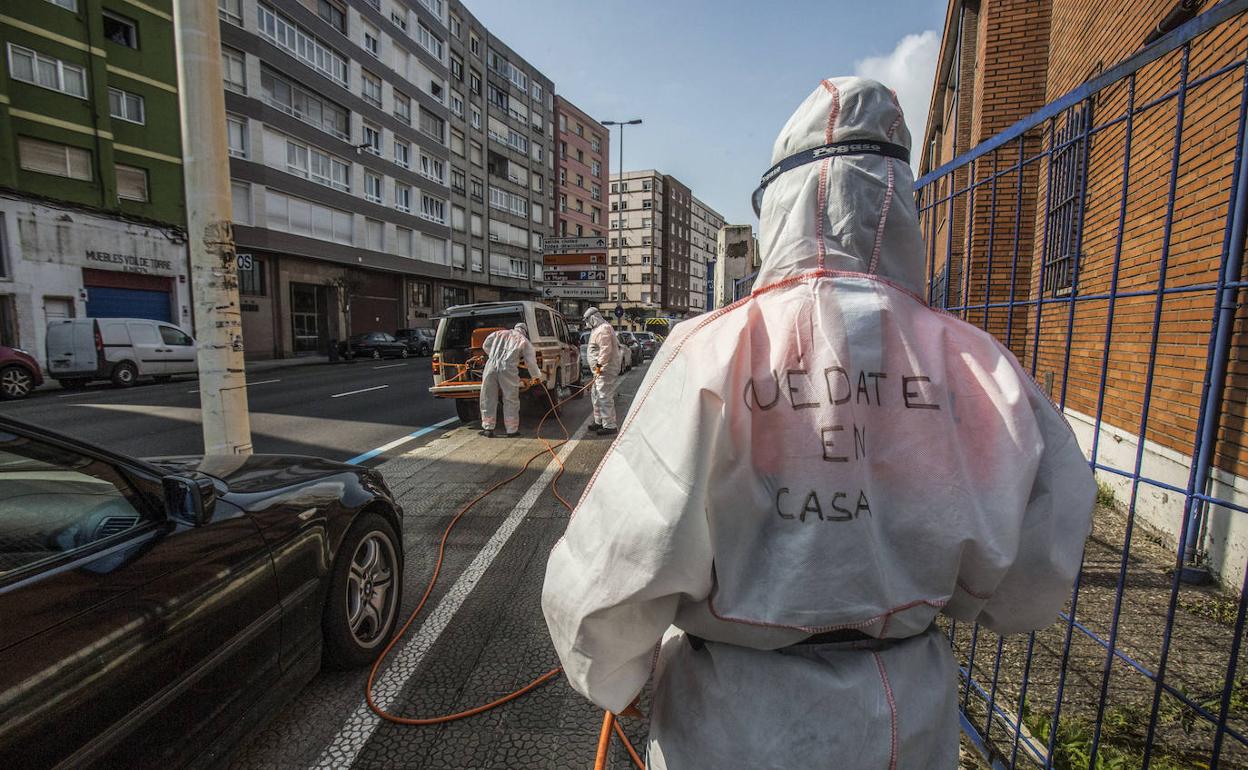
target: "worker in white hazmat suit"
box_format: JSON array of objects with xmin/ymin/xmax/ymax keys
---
[
  {"xmin": 478, "ymin": 322, "xmax": 542, "ymax": 438},
  {"xmin": 583, "ymin": 307, "xmax": 621, "ymax": 435},
  {"xmin": 542, "ymin": 77, "xmax": 1096, "ymax": 769}
]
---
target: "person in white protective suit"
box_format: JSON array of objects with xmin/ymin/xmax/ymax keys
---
[
  {"xmin": 583, "ymin": 307, "xmax": 621, "ymax": 435},
  {"xmin": 478, "ymin": 322, "xmax": 542, "ymax": 438},
  {"xmin": 542, "ymin": 77, "xmax": 1096, "ymax": 769}
]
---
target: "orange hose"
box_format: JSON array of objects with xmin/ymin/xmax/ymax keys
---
[
  {"xmin": 615, "ymin": 720, "xmax": 646, "ymax": 769},
  {"xmin": 362, "ymin": 373, "xmax": 643, "ymax": 770},
  {"xmin": 594, "ymin": 711, "xmax": 616, "ymax": 770}
]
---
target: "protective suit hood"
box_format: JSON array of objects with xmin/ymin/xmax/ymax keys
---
[{"xmin": 756, "ymin": 77, "xmax": 925, "ymax": 294}]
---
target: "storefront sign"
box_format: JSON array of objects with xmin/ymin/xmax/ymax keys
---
[{"xmin": 85, "ymin": 250, "xmax": 173, "ymax": 274}]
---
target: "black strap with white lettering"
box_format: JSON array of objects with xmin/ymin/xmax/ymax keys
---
[{"xmin": 752, "ymin": 139, "xmax": 910, "ymax": 215}]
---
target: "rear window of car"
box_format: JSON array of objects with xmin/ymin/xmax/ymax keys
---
[
  {"xmin": 535, "ymin": 309, "xmax": 556, "ymax": 339},
  {"xmin": 441, "ymin": 312, "xmax": 523, "ymax": 349}
]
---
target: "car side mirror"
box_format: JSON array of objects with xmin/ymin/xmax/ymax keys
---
[{"xmin": 163, "ymin": 472, "xmax": 217, "ymax": 527}]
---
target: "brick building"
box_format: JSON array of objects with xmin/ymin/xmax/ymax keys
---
[
  {"xmin": 550, "ymin": 96, "xmax": 608, "ymax": 317},
  {"xmin": 919, "ymin": 0, "xmax": 1248, "ymax": 583}
]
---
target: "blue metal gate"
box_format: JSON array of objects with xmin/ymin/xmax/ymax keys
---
[{"xmin": 85, "ymin": 286, "xmax": 173, "ymax": 322}]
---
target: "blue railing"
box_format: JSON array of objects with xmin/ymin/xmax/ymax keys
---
[{"xmin": 911, "ymin": 2, "xmax": 1248, "ymax": 768}]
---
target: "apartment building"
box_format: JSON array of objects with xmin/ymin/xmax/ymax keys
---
[
  {"xmin": 219, "ymin": 0, "xmax": 457, "ymax": 358},
  {"xmin": 550, "ymin": 95, "xmax": 607, "ymax": 318},
  {"xmin": 444, "ymin": 0, "xmax": 554, "ymax": 307},
  {"xmin": 918, "ymin": 0, "xmax": 1248, "ymax": 582},
  {"xmin": 712, "ymin": 224, "xmax": 758, "ymax": 309},
  {"xmin": 608, "ymin": 169, "xmax": 724, "ymax": 323},
  {"xmin": 0, "ymin": 0, "xmax": 191, "ymax": 366},
  {"xmin": 689, "ymin": 196, "xmax": 723, "ymax": 314}
]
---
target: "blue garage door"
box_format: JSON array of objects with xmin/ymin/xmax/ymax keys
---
[{"xmin": 85, "ymin": 287, "xmax": 172, "ymax": 322}]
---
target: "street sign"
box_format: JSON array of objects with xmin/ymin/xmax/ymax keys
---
[
  {"xmin": 543, "ymin": 252, "xmax": 607, "ymax": 266},
  {"xmin": 544, "ymin": 269, "xmax": 607, "ymax": 283},
  {"xmin": 541, "ymin": 285, "xmax": 609, "ymax": 299},
  {"xmin": 543, "ymin": 236, "xmax": 608, "ymax": 255},
  {"xmin": 614, "ymin": 305, "xmax": 625, "ymax": 320}
]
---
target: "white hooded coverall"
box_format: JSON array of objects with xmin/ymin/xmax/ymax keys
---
[
  {"xmin": 585, "ymin": 310, "xmax": 621, "ymax": 429},
  {"xmin": 479, "ymin": 323, "xmax": 540, "ymax": 434},
  {"xmin": 542, "ymin": 78, "xmax": 1096, "ymax": 769}
]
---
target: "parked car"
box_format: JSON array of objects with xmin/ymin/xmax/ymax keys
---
[
  {"xmin": 0, "ymin": 346, "xmax": 43, "ymax": 400},
  {"xmin": 430, "ymin": 301, "xmax": 583, "ymax": 423},
  {"xmin": 0, "ymin": 415, "xmax": 404, "ymax": 768},
  {"xmin": 394, "ymin": 327, "xmax": 436, "ymax": 356},
  {"xmin": 339, "ymin": 331, "xmax": 409, "ymax": 360},
  {"xmin": 618, "ymin": 331, "xmax": 644, "ymax": 368},
  {"xmin": 46, "ymin": 318, "xmax": 197, "ymax": 388},
  {"xmin": 632, "ymin": 331, "xmax": 660, "ymax": 360}
]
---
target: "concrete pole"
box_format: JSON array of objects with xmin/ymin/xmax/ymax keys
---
[{"xmin": 173, "ymin": 0, "xmax": 253, "ymax": 455}]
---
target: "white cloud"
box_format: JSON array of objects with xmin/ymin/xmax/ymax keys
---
[{"xmin": 853, "ymin": 30, "xmax": 941, "ymax": 161}]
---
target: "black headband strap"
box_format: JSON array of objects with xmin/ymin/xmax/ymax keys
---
[{"xmin": 757, "ymin": 139, "xmax": 911, "ymax": 191}]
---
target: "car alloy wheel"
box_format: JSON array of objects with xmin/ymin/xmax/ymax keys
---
[
  {"xmin": 345, "ymin": 532, "xmax": 398, "ymax": 647},
  {"xmin": 371, "ymin": 349, "xmax": 382, "ymax": 360},
  {"xmin": 0, "ymin": 366, "xmax": 33, "ymax": 399},
  {"xmin": 400, "ymin": 348, "xmax": 409, "ymax": 358}
]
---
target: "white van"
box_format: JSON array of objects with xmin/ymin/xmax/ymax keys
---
[
  {"xmin": 429, "ymin": 301, "xmax": 583, "ymax": 422},
  {"xmin": 46, "ymin": 318, "xmax": 198, "ymax": 388}
]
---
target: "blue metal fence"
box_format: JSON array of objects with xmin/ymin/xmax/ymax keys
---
[{"xmin": 736, "ymin": 3, "xmax": 1248, "ymax": 767}]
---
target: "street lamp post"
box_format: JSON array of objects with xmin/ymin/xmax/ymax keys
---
[{"xmin": 602, "ymin": 118, "xmax": 641, "ymax": 328}]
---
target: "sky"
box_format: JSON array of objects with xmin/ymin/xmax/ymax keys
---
[{"xmin": 468, "ymin": 0, "xmax": 947, "ymax": 225}]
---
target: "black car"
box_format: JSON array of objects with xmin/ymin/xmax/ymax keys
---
[
  {"xmin": 0, "ymin": 417, "xmax": 405, "ymax": 768},
  {"xmin": 394, "ymin": 327, "xmax": 436, "ymax": 356},
  {"xmin": 340, "ymin": 331, "xmax": 410, "ymax": 360}
]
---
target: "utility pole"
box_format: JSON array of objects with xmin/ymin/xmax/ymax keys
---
[
  {"xmin": 173, "ymin": 0, "xmax": 253, "ymax": 455},
  {"xmin": 602, "ymin": 119, "xmax": 641, "ymax": 329}
]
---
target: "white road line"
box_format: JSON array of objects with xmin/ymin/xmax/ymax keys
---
[
  {"xmin": 372, "ymin": 363, "xmax": 406, "ymax": 369},
  {"xmin": 312, "ymin": 417, "xmax": 590, "ymax": 769},
  {"xmin": 330, "ymin": 384, "xmax": 389, "ymax": 398},
  {"xmin": 186, "ymin": 378, "xmax": 281, "ymax": 393},
  {"xmin": 344, "ymin": 417, "xmax": 458, "ymax": 465}
]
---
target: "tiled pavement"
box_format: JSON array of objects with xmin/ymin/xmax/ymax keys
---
[{"xmin": 231, "ymin": 372, "xmax": 648, "ymax": 769}]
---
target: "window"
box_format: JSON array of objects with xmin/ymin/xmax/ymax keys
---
[
  {"xmin": 221, "ymin": 46, "xmax": 247, "ymax": 93},
  {"xmin": 576, "ymin": 149, "xmax": 584, "ymax": 164},
  {"xmin": 395, "ymin": 183, "xmax": 412, "ymax": 212},
  {"xmin": 642, "ymin": 180, "xmax": 651, "ymax": 191},
  {"xmin": 471, "ymin": 247, "xmax": 483, "ymax": 271},
  {"xmin": 420, "ymin": 193, "xmax": 446, "ymax": 223},
  {"xmin": 318, "ymin": 0, "xmax": 346, "ymax": 33},
  {"xmin": 278, "ymin": 133, "xmax": 350, "ymax": 191},
  {"xmin": 108, "ymin": 88, "xmax": 145, "ymax": 124},
  {"xmin": 470, "ymin": 141, "xmax": 482, "ymax": 167},
  {"xmin": 362, "ymin": 122, "xmax": 382, "ymax": 155},
  {"xmin": 469, "ymin": 69, "xmax": 481, "ymax": 95},
  {"xmin": 395, "ymin": 226, "xmax": 413, "ymax": 257},
  {"xmin": 469, "ymin": 33, "xmax": 480, "ymax": 56},
  {"xmin": 394, "ymin": 91, "xmax": 411, "ymax": 124},
  {"xmin": 532, "ymin": 202, "xmax": 543, "ymax": 224},
  {"xmin": 591, "ymin": 135, "xmax": 601, "ymax": 153},
  {"xmin": 592, "ymin": 160, "xmax": 601, "ymax": 177},
  {"xmin": 361, "ymin": 69, "xmax": 382, "ymax": 107},
  {"xmin": 419, "ymin": 107, "xmax": 444, "ymax": 142},
  {"xmin": 642, "ymin": 199, "xmax": 652, "ymax": 210},
  {"xmin": 261, "ymin": 67, "xmax": 350, "ymax": 140},
  {"xmin": 450, "ymin": 54, "xmax": 463, "ymax": 81},
  {"xmin": 226, "ymin": 114, "xmax": 247, "ymax": 158},
  {"xmin": 419, "ymin": 151, "xmax": 444, "ymax": 183},
  {"xmin": 450, "ymin": 90, "xmax": 464, "ymax": 116},
  {"xmin": 363, "ymin": 23, "xmax": 380, "ymax": 57},
  {"xmin": 8, "ymin": 45, "xmax": 87, "ymax": 98},
  {"xmin": 591, "ymin": 182, "xmax": 601, "ymax": 201},
  {"xmin": 487, "ymin": 83, "xmax": 508, "ymax": 111},
  {"xmin": 393, "ymin": 139, "xmax": 410, "ymax": 168},
  {"xmin": 366, "ymin": 218, "xmax": 384, "ymax": 251},
  {"xmin": 0, "ymin": 433, "xmax": 149, "ymax": 576},
  {"xmin": 266, "ymin": 190, "xmax": 353, "ymax": 243},
  {"xmin": 218, "ymin": 0, "xmax": 242, "ymax": 24},
  {"xmin": 257, "ymin": 5, "xmax": 348, "ymax": 85},
  {"xmin": 103, "ymin": 11, "xmax": 138, "ymax": 48},
  {"xmin": 390, "ymin": 10, "xmax": 407, "ymax": 31},
  {"xmin": 449, "ymin": 13, "xmax": 461, "ymax": 37},
  {"xmin": 1043, "ymin": 103, "xmax": 1091, "ymax": 297},
  {"xmin": 532, "ymin": 173, "xmax": 544, "ymax": 193},
  {"xmin": 416, "ymin": 22, "xmax": 443, "ymax": 59},
  {"xmin": 116, "ymin": 164, "xmax": 148, "ymax": 201},
  {"xmin": 231, "ymin": 181, "xmax": 252, "ymax": 224},
  {"xmin": 365, "ymin": 172, "xmax": 382, "ymax": 203},
  {"xmin": 451, "ymin": 167, "xmax": 466, "ymax": 193},
  {"xmin": 470, "ymin": 177, "xmax": 483, "ymax": 201},
  {"xmin": 575, "ymin": 173, "xmax": 584, "ymax": 188},
  {"xmin": 471, "ymin": 213, "xmax": 482, "ymax": 236},
  {"xmin": 430, "ymin": 81, "xmax": 443, "ymax": 103},
  {"xmin": 238, "ymin": 255, "xmax": 265, "ymax": 295},
  {"xmin": 471, "ymin": 104, "xmax": 482, "ymax": 130},
  {"xmin": 452, "ymin": 242, "xmax": 466, "ymax": 268},
  {"xmin": 452, "ymin": 205, "xmax": 466, "ymax": 231},
  {"xmin": 575, "ymin": 122, "xmax": 584, "ymax": 137},
  {"xmin": 19, "ymin": 137, "xmax": 91, "ymax": 180},
  {"xmin": 451, "ymin": 128, "xmax": 465, "ymax": 156}
]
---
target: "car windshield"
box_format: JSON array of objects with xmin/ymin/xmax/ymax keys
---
[{"xmin": 441, "ymin": 311, "xmax": 524, "ymax": 349}]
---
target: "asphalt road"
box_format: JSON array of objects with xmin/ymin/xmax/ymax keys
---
[{"xmin": 0, "ymin": 357, "xmax": 456, "ymax": 462}]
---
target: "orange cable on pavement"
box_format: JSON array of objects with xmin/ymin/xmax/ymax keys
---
[{"xmin": 362, "ymin": 375, "xmax": 644, "ymax": 768}]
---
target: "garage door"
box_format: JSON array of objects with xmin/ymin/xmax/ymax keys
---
[{"xmin": 86, "ymin": 287, "xmax": 172, "ymax": 322}]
